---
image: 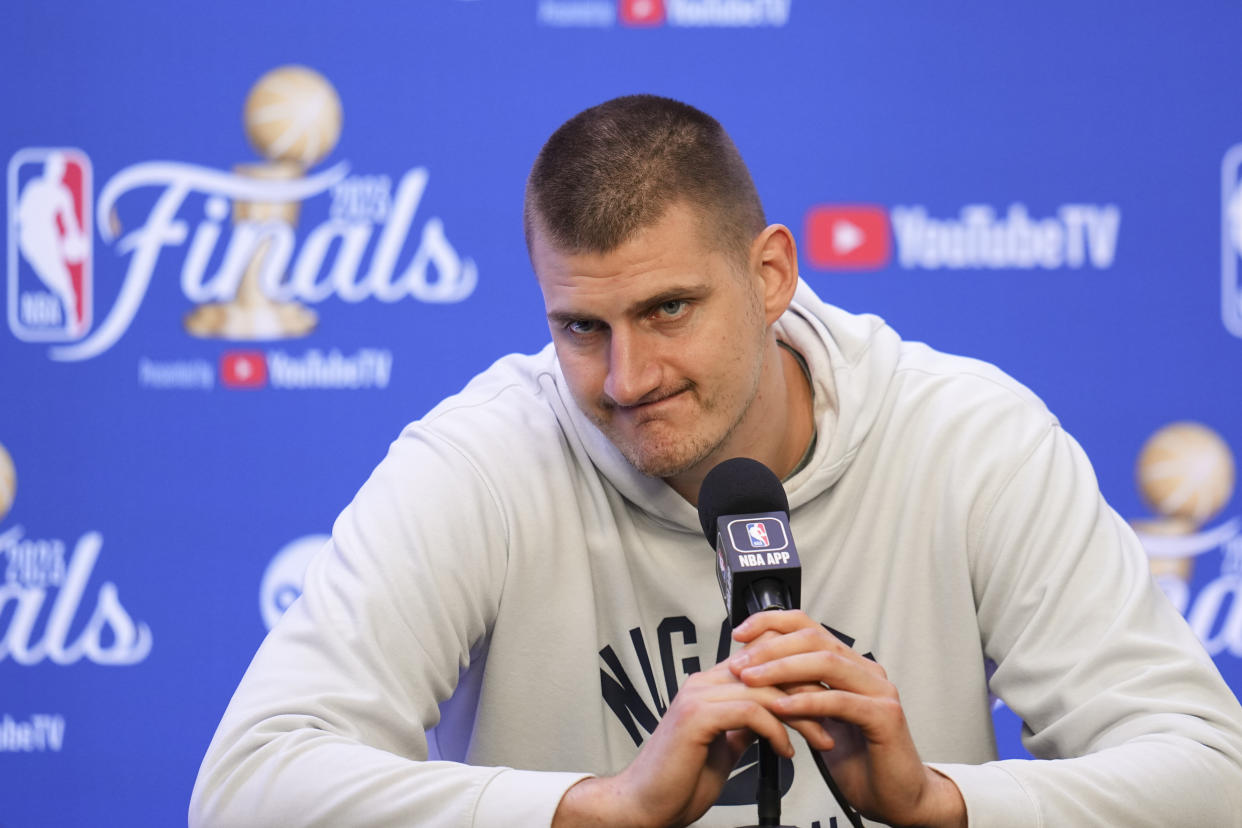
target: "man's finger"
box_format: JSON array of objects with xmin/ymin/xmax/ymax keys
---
[
  {"xmin": 772, "ymin": 687, "xmax": 910, "ymax": 744},
  {"xmin": 739, "ymin": 650, "xmax": 893, "ymax": 698},
  {"xmin": 732, "ymin": 624, "xmax": 851, "ymax": 667},
  {"xmin": 675, "ymin": 670, "xmax": 802, "ymax": 756},
  {"xmin": 732, "ymin": 609, "xmax": 817, "ymax": 642}
]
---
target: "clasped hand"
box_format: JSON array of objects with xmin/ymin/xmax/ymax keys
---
[
  {"xmin": 731, "ymin": 610, "xmax": 965, "ymax": 828},
  {"xmin": 555, "ymin": 610, "xmax": 964, "ymax": 828}
]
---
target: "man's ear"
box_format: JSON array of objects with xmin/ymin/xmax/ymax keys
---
[{"xmin": 751, "ymin": 224, "xmax": 800, "ymax": 325}]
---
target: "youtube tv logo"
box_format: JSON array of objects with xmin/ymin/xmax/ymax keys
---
[
  {"xmin": 220, "ymin": 351, "xmax": 268, "ymax": 389},
  {"xmin": 619, "ymin": 0, "xmax": 665, "ymax": 26},
  {"xmin": 804, "ymin": 205, "xmax": 892, "ymax": 270}
]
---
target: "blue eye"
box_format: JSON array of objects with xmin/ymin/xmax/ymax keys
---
[
  {"xmin": 567, "ymin": 319, "xmax": 599, "ymax": 335},
  {"xmin": 657, "ymin": 300, "xmax": 687, "ymax": 317}
]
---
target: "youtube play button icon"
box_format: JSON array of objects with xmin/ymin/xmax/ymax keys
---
[
  {"xmin": 220, "ymin": 350, "xmax": 269, "ymax": 389},
  {"xmin": 804, "ymin": 205, "xmax": 892, "ymax": 270}
]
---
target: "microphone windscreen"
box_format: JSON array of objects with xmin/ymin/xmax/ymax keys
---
[{"xmin": 697, "ymin": 457, "xmax": 790, "ymax": 544}]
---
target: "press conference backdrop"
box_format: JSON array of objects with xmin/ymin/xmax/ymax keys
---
[{"xmin": 3, "ymin": 1, "xmax": 1241, "ymax": 824}]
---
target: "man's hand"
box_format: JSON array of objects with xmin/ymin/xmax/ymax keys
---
[
  {"xmin": 552, "ymin": 658, "xmax": 796, "ymax": 828},
  {"xmin": 731, "ymin": 610, "xmax": 967, "ymax": 828}
]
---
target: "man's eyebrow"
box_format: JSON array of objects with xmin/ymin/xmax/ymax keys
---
[
  {"xmin": 546, "ymin": 283, "xmax": 711, "ymax": 326},
  {"xmin": 629, "ymin": 285, "xmax": 709, "ymax": 315},
  {"xmin": 547, "ymin": 309, "xmax": 590, "ymax": 325}
]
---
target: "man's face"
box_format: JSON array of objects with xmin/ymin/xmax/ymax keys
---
[{"xmin": 531, "ymin": 202, "xmax": 769, "ymax": 480}]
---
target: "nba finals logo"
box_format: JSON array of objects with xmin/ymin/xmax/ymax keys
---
[
  {"xmin": 7, "ymin": 149, "xmax": 92, "ymax": 342},
  {"xmin": 9, "ymin": 64, "xmax": 475, "ymax": 363},
  {"xmin": 0, "ymin": 441, "xmax": 152, "ymax": 667}
]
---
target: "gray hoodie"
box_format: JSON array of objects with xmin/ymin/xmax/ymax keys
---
[{"xmin": 191, "ymin": 281, "xmax": 1242, "ymax": 827}]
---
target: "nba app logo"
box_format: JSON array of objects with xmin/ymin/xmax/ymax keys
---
[
  {"xmin": 7, "ymin": 148, "xmax": 92, "ymax": 342},
  {"xmin": 746, "ymin": 522, "xmax": 770, "ymax": 548}
]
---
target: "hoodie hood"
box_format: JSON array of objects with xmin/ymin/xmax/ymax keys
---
[{"xmin": 551, "ymin": 279, "xmax": 904, "ymax": 532}]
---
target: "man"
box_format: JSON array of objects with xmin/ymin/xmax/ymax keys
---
[{"xmin": 191, "ymin": 96, "xmax": 1242, "ymax": 827}]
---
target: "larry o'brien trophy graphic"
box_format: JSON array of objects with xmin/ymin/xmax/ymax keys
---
[
  {"xmin": 1130, "ymin": 422, "xmax": 1238, "ymax": 612},
  {"xmin": 182, "ymin": 65, "xmax": 342, "ymax": 339}
]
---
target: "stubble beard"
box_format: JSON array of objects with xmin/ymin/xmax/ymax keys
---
[{"xmin": 609, "ymin": 389, "xmax": 721, "ymax": 479}]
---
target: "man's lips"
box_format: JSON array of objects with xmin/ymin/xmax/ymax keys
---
[{"xmin": 605, "ymin": 387, "xmax": 691, "ymax": 415}]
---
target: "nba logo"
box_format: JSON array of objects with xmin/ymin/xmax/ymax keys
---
[
  {"xmin": 746, "ymin": 521, "xmax": 770, "ymax": 548},
  {"xmin": 1223, "ymin": 143, "xmax": 1242, "ymax": 337},
  {"xmin": 7, "ymin": 148, "xmax": 92, "ymax": 342}
]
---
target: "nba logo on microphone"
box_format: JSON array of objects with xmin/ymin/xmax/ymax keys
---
[
  {"xmin": 7, "ymin": 148, "xmax": 93, "ymax": 342},
  {"xmin": 746, "ymin": 522, "xmax": 770, "ymax": 548}
]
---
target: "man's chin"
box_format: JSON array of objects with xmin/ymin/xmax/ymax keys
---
[
  {"xmin": 619, "ymin": 441, "xmax": 712, "ymax": 481},
  {"xmin": 590, "ymin": 414, "xmax": 716, "ymax": 479}
]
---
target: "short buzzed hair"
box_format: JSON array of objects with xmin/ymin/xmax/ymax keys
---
[{"xmin": 524, "ymin": 95, "xmax": 767, "ymax": 266}]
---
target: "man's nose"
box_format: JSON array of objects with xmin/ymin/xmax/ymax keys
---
[{"xmin": 603, "ymin": 327, "xmax": 661, "ymax": 406}]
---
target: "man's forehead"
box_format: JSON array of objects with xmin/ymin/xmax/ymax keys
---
[
  {"xmin": 538, "ymin": 253, "xmax": 709, "ymax": 310},
  {"xmin": 531, "ymin": 199, "xmax": 721, "ymax": 260},
  {"xmin": 530, "ymin": 201, "xmax": 750, "ymax": 318}
]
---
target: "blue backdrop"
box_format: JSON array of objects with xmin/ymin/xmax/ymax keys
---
[{"xmin": 3, "ymin": 2, "xmax": 1241, "ymax": 825}]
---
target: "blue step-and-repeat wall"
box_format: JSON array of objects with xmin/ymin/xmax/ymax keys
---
[{"xmin": 3, "ymin": 2, "xmax": 1242, "ymax": 824}]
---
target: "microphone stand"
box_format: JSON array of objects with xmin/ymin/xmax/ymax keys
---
[
  {"xmin": 736, "ymin": 580, "xmax": 800, "ymax": 828},
  {"xmin": 754, "ymin": 739, "xmax": 797, "ymax": 827}
]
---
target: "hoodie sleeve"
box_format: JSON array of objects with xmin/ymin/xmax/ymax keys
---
[
  {"xmin": 188, "ymin": 427, "xmax": 590, "ymax": 827},
  {"xmin": 929, "ymin": 423, "xmax": 1242, "ymax": 827}
]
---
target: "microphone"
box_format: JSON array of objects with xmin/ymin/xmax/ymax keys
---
[
  {"xmin": 697, "ymin": 457, "xmax": 801, "ymax": 627},
  {"xmin": 698, "ymin": 457, "xmax": 804, "ymax": 828},
  {"xmin": 698, "ymin": 459, "xmax": 863, "ymax": 828}
]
